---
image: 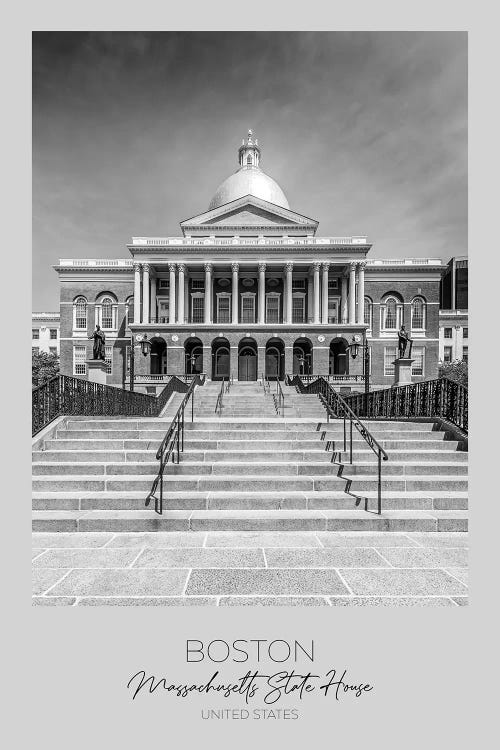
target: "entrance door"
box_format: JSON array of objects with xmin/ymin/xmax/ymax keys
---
[
  {"xmin": 265, "ymin": 348, "xmax": 279, "ymax": 380},
  {"xmin": 238, "ymin": 348, "xmax": 257, "ymax": 381},
  {"xmin": 214, "ymin": 347, "xmax": 230, "ymax": 379}
]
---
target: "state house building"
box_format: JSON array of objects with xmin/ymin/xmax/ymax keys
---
[{"xmin": 55, "ymin": 131, "xmax": 443, "ymax": 393}]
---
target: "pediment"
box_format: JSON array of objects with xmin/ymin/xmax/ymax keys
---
[{"xmin": 180, "ymin": 195, "xmax": 318, "ymax": 236}]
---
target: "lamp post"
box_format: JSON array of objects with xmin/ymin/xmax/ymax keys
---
[
  {"xmin": 129, "ymin": 334, "xmax": 152, "ymax": 392},
  {"xmin": 347, "ymin": 334, "xmax": 370, "ymax": 395}
]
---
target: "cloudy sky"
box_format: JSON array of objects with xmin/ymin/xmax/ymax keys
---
[{"xmin": 33, "ymin": 31, "xmax": 467, "ymax": 310}]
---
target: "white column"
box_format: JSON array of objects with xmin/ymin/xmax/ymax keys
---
[
  {"xmin": 348, "ymin": 261, "xmax": 356, "ymax": 324},
  {"xmin": 356, "ymin": 262, "xmax": 365, "ymax": 324},
  {"xmin": 313, "ymin": 262, "xmax": 321, "ymax": 324},
  {"xmin": 307, "ymin": 275, "xmax": 313, "ymax": 323},
  {"xmin": 232, "ymin": 262, "xmax": 239, "ymax": 324},
  {"xmin": 204, "ymin": 263, "xmax": 212, "ymax": 324},
  {"xmin": 184, "ymin": 267, "xmax": 189, "ymax": 323},
  {"xmin": 258, "ymin": 262, "xmax": 266, "ymax": 324},
  {"xmin": 142, "ymin": 263, "xmax": 150, "ymax": 324},
  {"xmin": 321, "ymin": 262, "xmax": 330, "ymax": 324},
  {"xmin": 285, "ymin": 262, "xmax": 293, "ymax": 324},
  {"xmin": 168, "ymin": 263, "xmax": 176, "ymax": 325},
  {"xmin": 177, "ymin": 264, "xmax": 185, "ymax": 324},
  {"xmin": 133, "ymin": 263, "xmax": 141, "ymax": 323},
  {"xmin": 341, "ymin": 274, "xmax": 348, "ymax": 324},
  {"xmin": 149, "ymin": 273, "xmax": 156, "ymax": 322}
]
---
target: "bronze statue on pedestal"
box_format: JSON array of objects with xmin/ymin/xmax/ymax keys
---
[
  {"xmin": 89, "ymin": 325, "xmax": 106, "ymax": 360},
  {"xmin": 398, "ymin": 325, "xmax": 413, "ymax": 358}
]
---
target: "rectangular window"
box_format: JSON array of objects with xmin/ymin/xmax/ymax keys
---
[
  {"xmin": 191, "ymin": 279, "xmax": 205, "ymax": 290},
  {"xmin": 443, "ymin": 346, "xmax": 453, "ymax": 363},
  {"xmin": 328, "ymin": 297, "xmax": 339, "ymax": 324},
  {"xmin": 32, "ymin": 329, "xmax": 39, "ymax": 339},
  {"xmin": 157, "ymin": 299, "xmax": 169, "ymax": 323},
  {"xmin": 49, "ymin": 347, "xmax": 57, "ymax": 355},
  {"xmin": 444, "ymin": 327, "xmax": 453, "ymax": 339},
  {"xmin": 364, "ymin": 301, "xmax": 372, "ymax": 329},
  {"xmin": 73, "ymin": 345, "xmax": 87, "ymax": 375},
  {"xmin": 384, "ymin": 347, "xmax": 397, "ymax": 376},
  {"xmin": 191, "ymin": 296, "xmax": 204, "ymax": 323},
  {"xmin": 241, "ymin": 296, "xmax": 255, "ymax": 324},
  {"xmin": 217, "ymin": 295, "xmax": 231, "ymax": 323},
  {"xmin": 328, "ymin": 279, "xmax": 339, "ymax": 291},
  {"xmin": 411, "ymin": 347, "xmax": 425, "ymax": 376},
  {"xmin": 292, "ymin": 279, "xmax": 306, "ymax": 291},
  {"xmin": 159, "ymin": 279, "xmax": 169, "ymax": 289},
  {"xmin": 50, "ymin": 329, "xmax": 57, "ymax": 339},
  {"xmin": 292, "ymin": 296, "xmax": 304, "ymax": 323},
  {"xmin": 462, "ymin": 346, "xmax": 468, "ymax": 362},
  {"xmin": 105, "ymin": 345, "xmax": 112, "ymax": 375},
  {"xmin": 266, "ymin": 295, "xmax": 280, "ymax": 323},
  {"xmin": 463, "ymin": 327, "xmax": 468, "ymax": 338}
]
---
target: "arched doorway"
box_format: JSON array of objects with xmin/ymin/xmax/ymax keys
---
[
  {"xmin": 293, "ymin": 338, "xmax": 313, "ymax": 375},
  {"xmin": 184, "ymin": 337, "xmax": 203, "ymax": 375},
  {"xmin": 238, "ymin": 338, "xmax": 257, "ymax": 381},
  {"xmin": 329, "ymin": 338, "xmax": 349, "ymax": 375},
  {"xmin": 265, "ymin": 337, "xmax": 285, "ymax": 381},
  {"xmin": 212, "ymin": 337, "xmax": 230, "ymax": 380},
  {"xmin": 150, "ymin": 337, "xmax": 167, "ymax": 375}
]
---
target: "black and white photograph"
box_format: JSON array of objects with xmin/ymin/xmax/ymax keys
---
[{"xmin": 32, "ymin": 31, "xmax": 468, "ymax": 607}]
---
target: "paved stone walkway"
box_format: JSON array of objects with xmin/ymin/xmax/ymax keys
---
[{"xmin": 32, "ymin": 530, "xmax": 468, "ymax": 606}]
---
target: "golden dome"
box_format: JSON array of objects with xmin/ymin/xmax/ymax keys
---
[{"xmin": 208, "ymin": 130, "xmax": 290, "ymax": 211}]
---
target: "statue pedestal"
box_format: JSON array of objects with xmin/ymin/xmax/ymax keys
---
[
  {"xmin": 393, "ymin": 358, "xmax": 414, "ymax": 387},
  {"xmin": 86, "ymin": 360, "xmax": 107, "ymax": 385}
]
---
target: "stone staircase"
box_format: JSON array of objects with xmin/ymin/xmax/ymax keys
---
[{"xmin": 32, "ymin": 380, "xmax": 468, "ymax": 534}]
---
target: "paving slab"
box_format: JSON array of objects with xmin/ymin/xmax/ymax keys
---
[
  {"xmin": 328, "ymin": 596, "xmax": 457, "ymax": 606},
  {"xmin": 32, "ymin": 596, "xmax": 76, "ymax": 606},
  {"xmin": 48, "ymin": 568, "xmax": 189, "ymax": 597},
  {"xmin": 445, "ymin": 567, "xmax": 469, "ymax": 585},
  {"xmin": 106, "ymin": 532, "xmax": 207, "ymax": 548},
  {"xmin": 133, "ymin": 548, "xmax": 266, "ymax": 568},
  {"xmin": 317, "ymin": 533, "xmax": 420, "ymax": 547},
  {"xmin": 186, "ymin": 568, "xmax": 349, "ymax": 596},
  {"xmin": 406, "ymin": 533, "xmax": 469, "ymax": 548},
  {"xmin": 76, "ymin": 596, "xmax": 217, "ymax": 606},
  {"xmin": 32, "ymin": 568, "xmax": 71, "ymax": 596},
  {"xmin": 264, "ymin": 548, "xmax": 387, "ymax": 568},
  {"xmin": 32, "ymin": 532, "xmax": 115, "ymax": 548},
  {"xmin": 32, "ymin": 548, "xmax": 141, "ymax": 568},
  {"xmin": 377, "ymin": 548, "xmax": 468, "ymax": 568},
  {"xmin": 205, "ymin": 532, "xmax": 323, "ymax": 548},
  {"xmin": 338, "ymin": 568, "xmax": 468, "ymax": 596},
  {"xmin": 219, "ymin": 596, "xmax": 329, "ymax": 606}
]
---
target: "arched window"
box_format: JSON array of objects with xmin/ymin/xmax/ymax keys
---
[
  {"xmin": 381, "ymin": 295, "xmax": 403, "ymax": 331},
  {"xmin": 125, "ymin": 297, "xmax": 134, "ymax": 328},
  {"xmin": 73, "ymin": 297, "xmax": 88, "ymax": 330},
  {"xmin": 96, "ymin": 294, "xmax": 118, "ymax": 330},
  {"xmin": 364, "ymin": 297, "xmax": 372, "ymax": 329},
  {"xmin": 411, "ymin": 297, "xmax": 426, "ymax": 330}
]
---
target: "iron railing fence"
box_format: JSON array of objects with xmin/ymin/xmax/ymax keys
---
[
  {"xmin": 32, "ymin": 373, "xmax": 204, "ymax": 436},
  {"xmin": 145, "ymin": 376, "xmax": 204, "ymax": 515},
  {"xmin": 342, "ymin": 377, "xmax": 468, "ymax": 434},
  {"xmin": 287, "ymin": 375, "xmax": 388, "ymax": 514}
]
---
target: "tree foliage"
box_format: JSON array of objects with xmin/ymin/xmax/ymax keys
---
[
  {"xmin": 32, "ymin": 351, "xmax": 60, "ymax": 387},
  {"xmin": 439, "ymin": 359, "xmax": 468, "ymax": 387}
]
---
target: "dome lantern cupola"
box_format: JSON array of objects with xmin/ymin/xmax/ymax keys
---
[
  {"xmin": 238, "ymin": 129, "xmax": 261, "ymax": 168},
  {"xmin": 208, "ymin": 130, "xmax": 289, "ymax": 210}
]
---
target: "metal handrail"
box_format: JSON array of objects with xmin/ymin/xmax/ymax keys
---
[
  {"xmin": 261, "ymin": 373, "xmax": 271, "ymax": 394},
  {"xmin": 145, "ymin": 376, "xmax": 203, "ymax": 515},
  {"xmin": 273, "ymin": 378, "xmax": 285, "ymax": 417},
  {"xmin": 289, "ymin": 375, "xmax": 388, "ymax": 514},
  {"xmin": 215, "ymin": 377, "xmax": 226, "ymax": 416},
  {"xmin": 225, "ymin": 373, "xmax": 233, "ymax": 393}
]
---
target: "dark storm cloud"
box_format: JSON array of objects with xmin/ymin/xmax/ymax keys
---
[{"xmin": 32, "ymin": 31, "xmax": 467, "ymax": 309}]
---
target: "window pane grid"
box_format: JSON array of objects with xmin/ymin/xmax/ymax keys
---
[
  {"xmin": 32, "ymin": 329, "xmax": 39, "ymax": 339},
  {"xmin": 105, "ymin": 345, "xmax": 112, "ymax": 375},
  {"xmin": 50, "ymin": 329, "xmax": 57, "ymax": 339},
  {"xmin": 192, "ymin": 297, "xmax": 204, "ymax": 323},
  {"xmin": 241, "ymin": 297, "xmax": 255, "ymax": 324},
  {"xmin": 292, "ymin": 297, "xmax": 304, "ymax": 323},
  {"xmin": 411, "ymin": 299, "xmax": 425, "ymax": 329},
  {"xmin": 384, "ymin": 347, "xmax": 397, "ymax": 376},
  {"xmin": 75, "ymin": 298, "xmax": 87, "ymax": 329},
  {"xmin": 74, "ymin": 346, "xmax": 87, "ymax": 375},
  {"xmin": 411, "ymin": 347, "xmax": 424, "ymax": 375}
]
